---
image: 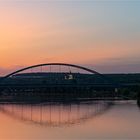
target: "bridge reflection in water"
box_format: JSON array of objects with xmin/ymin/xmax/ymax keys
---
[{"xmin": 0, "ymin": 101, "xmax": 113, "ymax": 127}]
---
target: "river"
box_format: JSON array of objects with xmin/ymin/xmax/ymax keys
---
[{"xmin": 0, "ymin": 100, "xmax": 139, "ymax": 140}]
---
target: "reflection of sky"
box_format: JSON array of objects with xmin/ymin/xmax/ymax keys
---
[
  {"xmin": 0, "ymin": 0, "xmax": 140, "ymax": 74},
  {"xmin": 0, "ymin": 102, "xmax": 140, "ymax": 139}
]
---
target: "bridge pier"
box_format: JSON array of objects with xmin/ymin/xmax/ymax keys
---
[{"xmin": 137, "ymin": 92, "xmax": 140, "ymax": 107}]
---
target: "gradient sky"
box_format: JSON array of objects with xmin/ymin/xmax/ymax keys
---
[{"xmin": 0, "ymin": 0, "xmax": 140, "ymax": 75}]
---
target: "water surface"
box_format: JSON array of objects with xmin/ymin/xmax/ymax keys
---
[{"xmin": 0, "ymin": 101, "xmax": 140, "ymax": 140}]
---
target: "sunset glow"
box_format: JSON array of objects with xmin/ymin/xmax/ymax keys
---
[{"xmin": 0, "ymin": 1, "xmax": 140, "ymax": 75}]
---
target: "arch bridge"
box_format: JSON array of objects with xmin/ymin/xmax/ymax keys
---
[{"xmin": 0, "ymin": 63, "xmax": 129, "ymax": 100}]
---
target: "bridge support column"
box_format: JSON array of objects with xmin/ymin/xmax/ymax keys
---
[{"xmin": 137, "ymin": 92, "xmax": 140, "ymax": 107}]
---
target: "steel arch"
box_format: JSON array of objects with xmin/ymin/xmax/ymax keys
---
[{"xmin": 3, "ymin": 63, "xmax": 103, "ymax": 79}]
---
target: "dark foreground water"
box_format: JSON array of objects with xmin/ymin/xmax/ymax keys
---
[{"xmin": 0, "ymin": 100, "xmax": 140, "ymax": 140}]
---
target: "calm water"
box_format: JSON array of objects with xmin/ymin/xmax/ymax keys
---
[{"xmin": 0, "ymin": 101, "xmax": 140, "ymax": 140}]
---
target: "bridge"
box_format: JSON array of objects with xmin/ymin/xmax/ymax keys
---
[{"xmin": 0, "ymin": 63, "xmax": 139, "ymax": 101}]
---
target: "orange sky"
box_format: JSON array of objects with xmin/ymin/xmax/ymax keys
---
[{"xmin": 0, "ymin": 1, "xmax": 140, "ymax": 74}]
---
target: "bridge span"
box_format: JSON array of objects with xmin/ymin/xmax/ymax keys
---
[{"xmin": 0, "ymin": 63, "xmax": 139, "ymax": 101}]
